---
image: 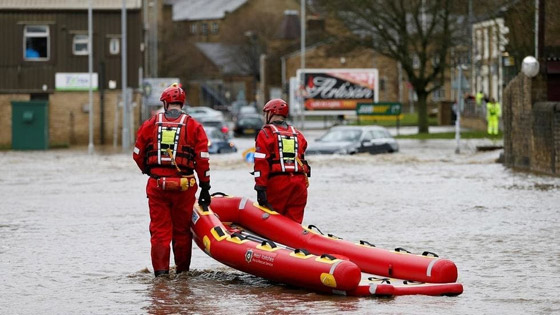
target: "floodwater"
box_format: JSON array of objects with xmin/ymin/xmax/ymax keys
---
[{"xmin": 1, "ymin": 130, "xmax": 559, "ymax": 314}]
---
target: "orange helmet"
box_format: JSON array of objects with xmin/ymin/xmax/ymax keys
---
[
  {"xmin": 160, "ymin": 83, "xmax": 185, "ymax": 106},
  {"xmin": 263, "ymin": 99, "xmax": 289, "ymax": 117}
]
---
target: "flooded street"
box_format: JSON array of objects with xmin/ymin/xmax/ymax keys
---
[{"xmin": 1, "ymin": 130, "xmax": 559, "ymax": 314}]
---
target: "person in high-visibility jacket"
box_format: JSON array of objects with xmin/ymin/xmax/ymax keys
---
[
  {"xmin": 486, "ymin": 97, "xmax": 502, "ymax": 135},
  {"xmin": 475, "ymin": 91, "xmax": 484, "ymax": 107},
  {"xmin": 253, "ymin": 99, "xmax": 311, "ymax": 224},
  {"xmin": 133, "ymin": 83, "xmax": 211, "ymax": 277}
]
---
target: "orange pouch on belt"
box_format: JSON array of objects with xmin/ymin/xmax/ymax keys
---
[{"xmin": 157, "ymin": 177, "xmax": 195, "ymax": 191}]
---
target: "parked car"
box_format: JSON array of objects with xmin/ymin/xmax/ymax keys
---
[
  {"xmin": 199, "ymin": 117, "xmax": 230, "ymax": 135},
  {"xmin": 203, "ymin": 126, "xmax": 237, "ymax": 154},
  {"xmin": 233, "ymin": 105, "xmax": 258, "ymax": 122},
  {"xmin": 306, "ymin": 125, "xmax": 398, "ymax": 155},
  {"xmin": 186, "ymin": 106, "xmax": 224, "ymax": 121},
  {"xmin": 233, "ymin": 113, "xmax": 264, "ymax": 136}
]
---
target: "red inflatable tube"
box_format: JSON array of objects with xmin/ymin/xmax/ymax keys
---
[
  {"xmin": 209, "ymin": 195, "xmax": 459, "ymax": 284},
  {"xmin": 191, "ymin": 204, "xmax": 362, "ymax": 294}
]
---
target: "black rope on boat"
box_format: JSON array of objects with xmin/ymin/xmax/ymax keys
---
[
  {"xmin": 212, "ymin": 226, "xmax": 225, "ymax": 237},
  {"xmin": 368, "ymin": 276, "xmax": 391, "ymax": 284},
  {"xmin": 294, "ymin": 248, "xmax": 310, "ymax": 256},
  {"xmin": 394, "ymin": 247, "xmax": 411, "ymax": 254},
  {"xmin": 359, "ymin": 240, "xmax": 376, "ymax": 247},
  {"xmin": 230, "ymin": 232, "xmax": 246, "ymax": 240},
  {"xmin": 307, "ymin": 224, "xmax": 324, "ymax": 235},
  {"xmin": 320, "ymin": 253, "xmax": 337, "ymax": 261},
  {"xmin": 327, "ymin": 233, "xmax": 342, "ymax": 239},
  {"xmin": 260, "ymin": 240, "xmax": 277, "ymax": 248},
  {"xmin": 211, "ymin": 192, "xmax": 228, "ymax": 197},
  {"xmin": 421, "ymin": 251, "xmax": 439, "ymax": 257}
]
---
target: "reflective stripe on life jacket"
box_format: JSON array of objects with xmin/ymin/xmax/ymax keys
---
[
  {"xmin": 146, "ymin": 113, "xmax": 195, "ymax": 174},
  {"xmin": 268, "ymin": 124, "xmax": 302, "ymax": 174}
]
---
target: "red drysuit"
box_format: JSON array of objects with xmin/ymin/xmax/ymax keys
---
[
  {"xmin": 133, "ymin": 111, "xmax": 210, "ymax": 274},
  {"xmin": 254, "ymin": 121, "xmax": 310, "ymax": 223}
]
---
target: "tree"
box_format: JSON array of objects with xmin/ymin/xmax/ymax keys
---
[{"xmin": 318, "ymin": 0, "xmax": 462, "ymax": 133}]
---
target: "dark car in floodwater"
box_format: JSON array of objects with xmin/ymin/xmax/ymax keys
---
[
  {"xmin": 233, "ymin": 114, "xmax": 264, "ymax": 136},
  {"xmin": 204, "ymin": 126, "xmax": 237, "ymax": 154},
  {"xmin": 306, "ymin": 125, "xmax": 398, "ymax": 155}
]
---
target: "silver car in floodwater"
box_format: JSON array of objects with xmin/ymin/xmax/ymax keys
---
[{"xmin": 306, "ymin": 125, "xmax": 398, "ymax": 155}]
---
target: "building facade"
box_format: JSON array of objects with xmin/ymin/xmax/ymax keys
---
[{"xmin": 0, "ymin": 0, "xmax": 143, "ymax": 148}]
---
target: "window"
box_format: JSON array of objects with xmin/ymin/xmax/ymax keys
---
[
  {"xmin": 24, "ymin": 25, "xmax": 49, "ymax": 61},
  {"xmin": 379, "ymin": 78, "xmax": 385, "ymax": 91},
  {"xmin": 109, "ymin": 37, "xmax": 120, "ymax": 55},
  {"xmin": 73, "ymin": 34, "xmax": 89, "ymax": 55},
  {"xmin": 211, "ymin": 22, "xmax": 219, "ymax": 34},
  {"xmin": 432, "ymin": 88, "xmax": 445, "ymax": 101},
  {"xmin": 190, "ymin": 23, "xmax": 198, "ymax": 34},
  {"xmin": 412, "ymin": 54, "xmax": 420, "ymax": 69},
  {"xmin": 432, "ymin": 55, "xmax": 440, "ymax": 67},
  {"xmin": 201, "ymin": 23, "xmax": 208, "ymax": 35}
]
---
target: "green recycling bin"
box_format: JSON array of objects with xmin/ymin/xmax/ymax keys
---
[{"xmin": 11, "ymin": 100, "xmax": 49, "ymax": 150}]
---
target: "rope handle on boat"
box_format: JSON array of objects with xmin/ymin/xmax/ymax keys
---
[
  {"xmin": 421, "ymin": 251, "xmax": 439, "ymax": 257},
  {"xmin": 211, "ymin": 192, "xmax": 228, "ymax": 197},
  {"xmin": 394, "ymin": 247, "xmax": 412, "ymax": 254},
  {"xmin": 294, "ymin": 248, "xmax": 310, "ymax": 256},
  {"xmin": 307, "ymin": 224, "xmax": 324, "ymax": 235},
  {"xmin": 359, "ymin": 240, "xmax": 376, "ymax": 247},
  {"xmin": 367, "ymin": 276, "xmax": 391, "ymax": 284},
  {"xmin": 327, "ymin": 233, "xmax": 342, "ymax": 239},
  {"xmin": 260, "ymin": 240, "xmax": 277, "ymax": 248},
  {"xmin": 320, "ymin": 254, "xmax": 337, "ymax": 261},
  {"xmin": 230, "ymin": 232, "xmax": 246, "ymax": 240}
]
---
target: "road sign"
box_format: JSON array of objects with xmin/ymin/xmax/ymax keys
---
[{"xmin": 356, "ymin": 102, "xmax": 402, "ymax": 116}]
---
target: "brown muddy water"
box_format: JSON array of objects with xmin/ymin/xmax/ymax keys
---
[{"xmin": 1, "ymin": 135, "xmax": 559, "ymax": 314}]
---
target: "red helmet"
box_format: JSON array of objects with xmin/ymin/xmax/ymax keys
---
[
  {"xmin": 160, "ymin": 83, "xmax": 185, "ymax": 106},
  {"xmin": 263, "ymin": 99, "xmax": 289, "ymax": 117}
]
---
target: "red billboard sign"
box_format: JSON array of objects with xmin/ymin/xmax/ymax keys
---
[{"xmin": 296, "ymin": 68, "xmax": 378, "ymax": 111}]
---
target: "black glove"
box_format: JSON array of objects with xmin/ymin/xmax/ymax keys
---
[
  {"xmin": 256, "ymin": 189, "xmax": 274, "ymax": 211},
  {"xmin": 198, "ymin": 182, "xmax": 211, "ymax": 208}
]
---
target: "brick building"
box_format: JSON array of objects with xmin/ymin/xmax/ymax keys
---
[
  {"xmin": 159, "ymin": 0, "xmax": 302, "ymax": 108},
  {"xmin": 0, "ymin": 0, "xmax": 143, "ymax": 148}
]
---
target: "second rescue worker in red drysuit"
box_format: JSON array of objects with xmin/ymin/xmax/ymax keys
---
[
  {"xmin": 253, "ymin": 99, "xmax": 310, "ymax": 224},
  {"xmin": 133, "ymin": 83, "xmax": 211, "ymax": 277}
]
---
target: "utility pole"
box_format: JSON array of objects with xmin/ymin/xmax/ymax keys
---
[
  {"xmin": 121, "ymin": 0, "xmax": 130, "ymax": 151},
  {"xmin": 88, "ymin": 0, "xmax": 94, "ymax": 154},
  {"xmin": 455, "ymin": 65, "xmax": 466, "ymax": 154},
  {"xmin": 299, "ymin": 0, "xmax": 305, "ymax": 130}
]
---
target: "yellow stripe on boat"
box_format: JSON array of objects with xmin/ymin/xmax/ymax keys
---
[
  {"xmin": 253, "ymin": 202, "xmax": 279, "ymax": 215},
  {"xmin": 320, "ymin": 273, "xmax": 337, "ymax": 288},
  {"xmin": 256, "ymin": 243, "xmax": 281, "ymax": 252},
  {"xmin": 227, "ymin": 235, "xmax": 249, "ymax": 244},
  {"xmin": 315, "ymin": 256, "xmax": 338, "ymax": 264},
  {"xmin": 203, "ymin": 235, "xmax": 211, "ymax": 253},
  {"xmin": 211, "ymin": 227, "xmax": 228, "ymax": 241},
  {"xmin": 289, "ymin": 251, "xmax": 313, "ymax": 259}
]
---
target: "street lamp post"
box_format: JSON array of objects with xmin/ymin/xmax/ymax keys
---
[{"xmin": 455, "ymin": 64, "xmax": 467, "ymax": 154}]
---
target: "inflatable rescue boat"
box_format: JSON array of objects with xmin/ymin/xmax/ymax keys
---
[
  {"xmin": 208, "ymin": 194, "xmax": 459, "ymax": 284},
  {"xmin": 191, "ymin": 194, "xmax": 463, "ymax": 297}
]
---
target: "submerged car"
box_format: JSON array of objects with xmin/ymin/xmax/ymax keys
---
[
  {"xmin": 200, "ymin": 118, "xmax": 230, "ymax": 136},
  {"xmin": 204, "ymin": 126, "xmax": 237, "ymax": 154},
  {"xmin": 233, "ymin": 113, "xmax": 264, "ymax": 136},
  {"xmin": 186, "ymin": 106, "xmax": 224, "ymax": 121},
  {"xmin": 306, "ymin": 125, "xmax": 398, "ymax": 155}
]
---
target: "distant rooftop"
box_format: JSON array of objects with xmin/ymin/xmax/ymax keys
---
[
  {"xmin": 172, "ymin": 0, "xmax": 247, "ymax": 21},
  {"xmin": 195, "ymin": 42, "xmax": 249, "ymax": 75},
  {"xmin": 0, "ymin": 0, "xmax": 141, "ymax": 10}
]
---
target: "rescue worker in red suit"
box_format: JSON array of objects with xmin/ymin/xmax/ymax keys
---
[
  {"xmin": 253, "ymin": 99, "xmax": 310, "ymax": 224},
  {"xmin": 133, "ymin": 83, "xmax": 211, "ymax": 277}
]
